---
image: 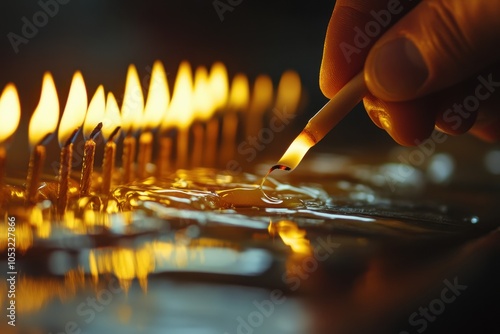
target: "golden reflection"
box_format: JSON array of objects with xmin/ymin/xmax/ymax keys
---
[
  {"xmin": 0, "ymin": 219, "xmax": 32, "ymax": 253},
  {"xmin": 29, "ymin": 206, "xmax": 51, "ymax": 239},
  {"xmin": 0, "ymin": 268, "xmax": 86, "ymax": 314},
  {"xmin": 268, "ymin": 220, "xmax": 311, "ymax": 255}
]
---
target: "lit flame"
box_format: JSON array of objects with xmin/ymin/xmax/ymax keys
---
[
  {"xmin": 249, "ymin": 74, "xmax": 273, "ymax": 114},
  {"xmin": 275, "ymin": 70, "xmax": 301, "ymax": 113},
  {"xmin": 83, "ymin": 86, "xmax": 105, "ymax": 139},
  {"xmin": 143, "ymin": 60, "xmax": 169, "ymax": 130},
  {"xmin": 268, "ymin": 220, "xmax": 311, "ymax": 255},
  {"xmin": 28, "ymin": 72, "xmax": 59, "ymax": 148},
  {"xmin": 102, "ymin": 92, "xmax": 122, "ymax": 142},
  {"xmin": 58, "ymin": 71, "xmax": 88, "ymax": 147},
  {"xmin": 275, "ymin": 130, "xmax": 315, "ymax": 171},
  {"xmin": 193, "ymin": 66, "xmax": 214, "ymax": 121},
  {"xmin": 164, "ymin": 61, "xmax": 193, "ymax": 129},
  {"xmin": 228, "ymin": 73, "xmax": 249, "ymax": 111},
  {"xmin": 121, "ymin": 64, "xmax": 144, "ymax": 134},
  {"xmin": 208, "ymin": 62, "xmax": 229, "ymax": 111},
  {"xmin": 0, "ymin": 83, "xmax": 21, "ymax": 143}
]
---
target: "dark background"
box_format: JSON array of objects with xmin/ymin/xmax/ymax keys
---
[
  {"xmin": 0, "ymin": 0, "xmax": 495, "ymax": 179},
  {"xmin": 0, "ymin": 0, "xmax": 394, "ymax": 170}
]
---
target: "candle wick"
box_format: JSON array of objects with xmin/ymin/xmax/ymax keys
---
[
  {"xmin": 89, "ymin": 122, "xmax": 103, "ymax": 140},
  {"xmin": 108, "ymin": 126, "xmax": 121, "ymax": 142},
  {"xmin": 64, "ymin": 128, "xmax": 80, "ymax": 147},
  {"xmin": 36, "ymin": 132, "xmax": 53, "ymax": 147}
]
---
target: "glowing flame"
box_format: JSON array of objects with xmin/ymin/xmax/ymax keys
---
[
  {"xmin": 83, "ymin": 86, "xmax": 105, "ymax": 139},
  {"xmin": 193, "ymin": 66, "xmax": 214, "ymax": 121},
  {"xmin": 121, "ymin": 64, "xmax": 144, "ymax": 134},
  {"xmin": 228, "ymin": 73, "xmax": 249, "ymax": 111},
  {"xmin": 0, "ymin": 83, "xmax": 21, "ymax": 143},
  {"xmin": 28, "ymin": 72, "xmax": 59, "ymax": 148},
  {"xmin": 275, "ymin": 70, "xmax": 301, "ymax": 113},
  {"xmin": 164, "ymin": 61, "xmax": 193, "ymax": 129},
  {"xmin": 102, "ymin": 92, "xmax": 122, "ymax": 142},
  {"xmin": 208, "ymin": 62, "xmax": 229, "ymax": 111},
  {"xmin": 143, "ymin": 60, "xmax": 169, "ymax": 130},
  {"xmin": 250, "ymin": 74, "xmax": 273, "ymax": 114},
  {"xmin": 275, "ymin": 130, "xmax": 315, "ymax": 171},
  {"xmin": 58, "ymin": 71, "xmax": 88, "ymax": 147},
  {"xmin": 268, "ymin": 220, "xmax": 311, "ymax": 255}
]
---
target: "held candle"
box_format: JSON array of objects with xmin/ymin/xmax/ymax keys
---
[{"xmin": 269, "ymin": 71, "xmax": 367, "ymax": 173}]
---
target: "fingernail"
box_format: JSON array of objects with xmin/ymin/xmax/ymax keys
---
[{"xmin": 368, "ymin": 38, "xmax": 428, "ymax": 100}]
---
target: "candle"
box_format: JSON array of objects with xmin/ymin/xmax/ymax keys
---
[
  {"xmin": 26, "ymin": 72, "xmax": 60, "ymax": 205},
  {"xmin": 267, "ymin": 71, "xmax": 366, "ymax": 175},
  {"xmin": 191, "ymin": 66, "xmax": 212, "ymax": 167},
  {"xmin": 80, "ymin": 86, "xmax": 105, "ymax": 196},
  {"xmin": 156, "ymin": 136, "xmax": 172, "ymax": 178},
  {"xmin": 191, "ymin": 123, "xmax": 204, "ymax": 168},
  {"xmin": 274, "ymin": 70, "xmax": 302, "ymax": 117},
  {"xmin": 57, "ymin": 71, "xmax": 87, "ymax": 213},
  {"xmin": 167, "ymin": 61, "xmax": 194, "ymax": 169},
  {"xmin": 0, "ymin": 83, "xmax": 21, "ymax": 188},
  {"xmin": 101, "ymin": 92, "xmax": 121, "ymax": 194},
  {"xmin": 204, "ymin": 118, "xmax": 219, "ymax": 168},
  {"xmin": 204, "ymin": 62, "xmax": 229, "ymax": 167},
  {"xmin": 221, "ymin": 73, "xmax": 249, "ymax": 165},
  {"xmin": 245, "ymin": 74, "xmax": 273, "ymax": 138},
  {"xmin": 121, "ymin": 64, "xmax": 144, "ymax": 183},
  {"xmin": 138, "ymin": 60, "xmax": 169, "ymax": 178}
]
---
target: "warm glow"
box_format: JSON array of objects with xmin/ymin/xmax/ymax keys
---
[
  {"xmin": 208, "ymin": 62, "xmax": 229, "ymax": 111},
  {"xmin": 83, "ymin": 86, "xmax": 105, "ymax": 139},
  {"xmin": 193, "ymin": 66, "xmax": 214, "ymax": 121},
  {"xmin": 275, "ymin": 70, "xmax": 301, "ymax": 113},
  {"xmin": 276, "ymin": 130, "xmax": 315, "ymax": 171},
  {"xmin": 268, "ymin": 220, "xmax": 311, "ymax": 255},
  {"xmin": 0, "ymin": 83, "xmax": 21, "ymax": 143},
  {"xmin": 250, "ymin": 74, "xmax": 273, "ymax": 114},
  {"xmin": 58, "ymin": 71, "xmax": 88, "ymax": 147},
  {"xmin": 121, "ymin": 64, "xmax": 144, "ymax": 134},
  {"xmin": 89, "ymin": 246, "xmax": 154, "ymax": 292},
  {"xmin": 228, "ymin": 73, "xmax": 249, "ymax": 111},
  {"xmin": 163, "ymin": 61, "xmax": 193, "ymax": 129},
  {"xmin": 28, "ymin": 72, "xmax": 59, "ymax": 148},
  {"xmin": 143, "ymin": 60, "xmax": 169, "ymax": 130},
  {"xmin": 102, "ymin": 92, "xmax": 122, "ymax": 141}
]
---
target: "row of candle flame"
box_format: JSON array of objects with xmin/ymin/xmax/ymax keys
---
[{"xmin": 0, "ymin": 60, "xmax": 302, "ymax": 211}]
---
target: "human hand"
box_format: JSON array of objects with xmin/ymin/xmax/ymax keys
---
[{"xmin": 320, "ymin": 0, "xmax": 500, "ymax": 145}]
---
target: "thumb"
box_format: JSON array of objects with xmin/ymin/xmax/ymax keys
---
[{"xmin": 365, "ymin": 0, "xmax": 500, "ymax": 102}]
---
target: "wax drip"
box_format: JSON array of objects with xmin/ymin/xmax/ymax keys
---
[{"xmin": 259, "ymin": 164, "xmax": 291, "ymax": 203}]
